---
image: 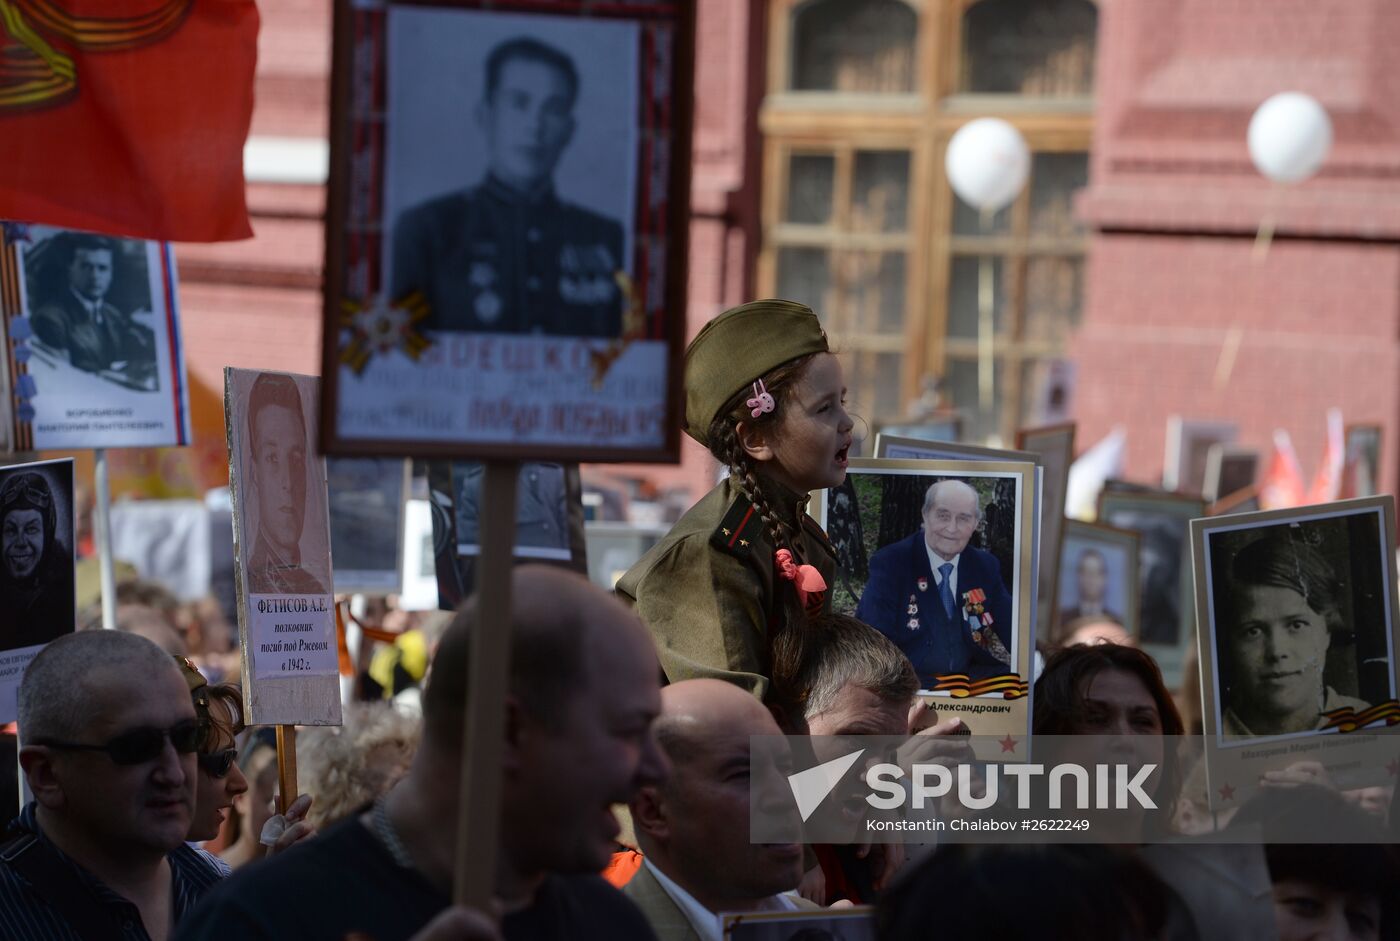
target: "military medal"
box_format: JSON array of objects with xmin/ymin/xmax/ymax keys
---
[
  {"xmin": 907, "ymin": 617, "xmax": 920, "ymax": 631},
  {"xmin": 917, "ymin": 577, "xmax": 929, "ymax": 592}
]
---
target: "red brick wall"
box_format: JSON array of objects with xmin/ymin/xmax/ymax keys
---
[{"xmin": 1075, "ymin": 0, "xmax": 1400, "ymax": 492}]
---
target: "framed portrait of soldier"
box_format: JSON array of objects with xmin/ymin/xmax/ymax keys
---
[
  {"xmin": 1163, "ymin": 417, "xmax": 1236, "ymax": 495},
  {"xmin": 1341, "ymin": 424, "xmax": 1382, "ymax": 499},
  {"xmin": 1, "ymin": 225, "xmax": 191, "ymax": 450},
  {"xmin": 1202, "ymin": 444, "xmax": 1258, "ymax": 504},
  {"xmin": 328, "ymin": 457, "xmax": 410, "ymax": 595},
  {"xmin": 815, "ymin": 458, "xmax": 1038, "ymax": 745},
  {"xmin": 1053, "ymin": 519, "xmax": 1139, "ymax": 647},
  {"xmin": 426, "ymin": 460, "xmax": 586, "ymax": 609},
  {"xmin": 320, "ymin": 0, "xmax": 694, "ymax": 462},
  {"xmin": 0, "ymin": 458, "xmax": 74, "ymax": 724},
  {"xmin": 1097, "ymin": 490, "xmax": 1206, "ymax": 690},
  {"xmin": 226, "ymin": 368, "xmax": 341, "ymax": 727},
  {"xmin": 1191, "ymin": 497, "xmax": 1400, "ymax": 809}
]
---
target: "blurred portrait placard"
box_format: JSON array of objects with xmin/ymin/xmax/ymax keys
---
[
  {"xmin": 1, "ymin": 225, "xmax": 191, "ymax": 450},
  {"xmin": 1017, "ymin": 423, "xmax": 1076, "ymax": 649},
  {"xmin": 816, "ymin": 459, "xmax": 1037, "ymax": 745},
  {"xmin": 0, "ymin": 458, "xmax": 74, "ymax": 724},
  {"xmin": 1052, "ymin": 519, "xmax": 1139, "ymax": 647},
  {"xmin": 1097, "ymin": 490, "xmax": 1205, "ymax": 690},
  {"xmin": 321, "ymin": 1, "xmax": 692, "ymax": 462},
  {"xmin": 328, "ymin": 457, "xmax": 410, "ymax": 595},
  {"xmin": 1341, "ymin": 424, "xmax": 1382, "ymax": 499},
  {"xmin": 1163, "ymin": 416, "xmax": 1236, "ymax": 495},
  {"xmin": 721, "ymin": 907, "xmax": 875, "ymax": 940},
  {"xmin": 226, "ymin": 368, "xmax": 341, "ymax": 726},
  {"xmin": 1202, "ymin": 444, "xmax": 1258, "ymax": 504},
  {"xmin": 1191, "ymin": 497, "xmax": 1400, "ymax": 808},
  {"xmin": 427, "ymin": 461, "xmax": 586, "ymax": 609}
]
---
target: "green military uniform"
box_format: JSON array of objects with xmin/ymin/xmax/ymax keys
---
[
  {"xmin": 616, "ymin": 298, "xmax": 833, "ymax": 701},
  {"xmin": 616, "ymin": 475, "xmax": 834, "ymax": 700}
]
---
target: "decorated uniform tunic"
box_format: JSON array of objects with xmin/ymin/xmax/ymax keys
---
[{"xmin": 616, "ymin": 476, "xmax": 835, "ymax": 701}]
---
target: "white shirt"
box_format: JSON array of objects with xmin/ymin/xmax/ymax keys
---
[
  {"xmin": 925, "ymin": 543, "xmax": 961, "ymax": 603},
  {"xmin": 643, "ymin": 858, "xmax": 799, "ymax": 941},
  {"xmin": 70, "ymin": 286, "xmax": 106, "ymax": 322}
]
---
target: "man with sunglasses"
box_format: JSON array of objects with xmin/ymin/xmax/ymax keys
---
[{"xmin": 0, "ymin": 630, "xmax": 225, "ymax": 940}]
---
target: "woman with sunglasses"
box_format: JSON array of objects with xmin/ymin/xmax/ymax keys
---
[{"xmin": 176, "ymin": 658, "xmax": 314, "ymax": 866}]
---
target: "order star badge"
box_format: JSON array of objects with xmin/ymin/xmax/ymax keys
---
[{"xmin": 340, "ymin": 291, "xmax": 433, "ymax": 374}]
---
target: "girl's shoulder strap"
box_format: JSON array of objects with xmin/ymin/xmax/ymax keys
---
[{"xmin": 710, "ymin": 490, "xmax": 765, "ymax": 562}]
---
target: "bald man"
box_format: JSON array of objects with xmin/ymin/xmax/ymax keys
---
[
  {"xmin": 626, "ymin": 680, "xmax": 816, "ymax": 941},
  {"xmin": 178, "ymin": 567, "xmax": 666, "ymax": 941},
  {"xmin": 856, "ymin": 479, "xmax": 1013, "ymax": 685}
]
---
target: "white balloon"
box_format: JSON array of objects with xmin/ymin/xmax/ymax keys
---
[
  {"xmin": 945, "ymin": 118, "xmax": 1031, "ymax": 213},
  {"xmin": 1247, "ymin": 92, "xmax": 1332, "ymax": 184}
]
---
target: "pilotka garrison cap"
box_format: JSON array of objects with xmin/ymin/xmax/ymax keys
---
[{"xmin": 683, "ymin": 299, "xmax": 829, "ymax": 448}]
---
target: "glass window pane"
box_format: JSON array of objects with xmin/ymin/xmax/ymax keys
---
[
  {"xmin": 793, "ymin": 0, "xmax": 918, "ymax": 93},
  {"xmin": 852, "ymin": 151, "xmax": 911, "ymax": 233},
  {"xmin": 947, "ymin": 256, "xmax": 1008, "ymax": 340},
  {"xmin": 952, "ymin": 193, "xmax": 1011, "ymax": 237},
  {"xmin": 847, "ymin": 351, "xmax": 905, "ymax": 422},
  {"xmin": 961, "ymin": 0, "xmax": 1098, "ymax": 97},
  {"xmin": 777, "ymin": 247, "xmax": 833, "ymax": 319},
  {"xmin": 946, "ymin": 357, "xmax": 1003, "ymax": 444},
  {"xmin": 786, "ymin": 154, "xmax": 836, "ymax": 225},
  {"xmin": 841, "ymin": 251, "xmax": 906, "ymax": 334},
  {"xmin": 1029, "ymin": 153, "xmax": 1089, "ymax": 238},
  {"xmin": 1022, "ymin": 256, "xmax": 1083, "ymax": 344}
]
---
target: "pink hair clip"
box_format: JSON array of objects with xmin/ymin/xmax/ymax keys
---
[{"xmin": 746, "ymin": 379, "xmax": 775, "ymax": 418}]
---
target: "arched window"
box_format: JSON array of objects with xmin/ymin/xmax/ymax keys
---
[
  {"xmin": 961, "ymin": 0, "xmax": 1097, "ymax": 97},
  {"xmin": 791, "ymin": 0, "xmax": 918, "ymax": 93}
]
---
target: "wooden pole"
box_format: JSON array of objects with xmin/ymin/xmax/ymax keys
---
[
  {"xmin": 275, "ymin": 724, "xmax": 298, "ymax": 815},
  {"xmin": 93, "ymin": 448, "xmax": 116, "ymax": 630},
  {"xmin": 453, "ymin": 459, "xmax": 518, "ymax": 906}
]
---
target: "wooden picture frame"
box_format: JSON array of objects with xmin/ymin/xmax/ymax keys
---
[
  {"xmin": 319, "ymin": 0, "xmax": 694, "ymax": 462},
  {"xmin": 1097, "ymin": 489, "xmax": 1207, "ymax": 690}
]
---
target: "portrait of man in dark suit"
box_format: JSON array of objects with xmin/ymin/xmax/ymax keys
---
[
  {"xmin": 856, "ymin": 479, "xmax": 1014, "ymax": 686},
  {"xmin": 29, "ymin": 233, "xmax": 159, "ymax": 390},
  {"xmin": 244, "ymin": 374, "xmax": 329, "ymax": 596},
  {"xmin": 1057, "ymin": 547, "xmax": 1123, "ymax": 628},
  {"xmin": 390, "ymin": 36, "xmax": 625, "ymax": 337}
]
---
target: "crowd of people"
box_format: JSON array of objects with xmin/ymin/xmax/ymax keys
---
[{"xmin": 1, "ymin": 299, "xmax": 1397, "ymax": 940}]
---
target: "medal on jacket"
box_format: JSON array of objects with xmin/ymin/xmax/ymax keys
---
[
  {"xmin": 962, "ymin": 588, "xmax": 993, "ymax": 645},
  {"xmin": 917, "ymin": 577, "xmax": 929, "ymax": 593},
  {"xmin": 906, "ymin": 594, "xmax": 920, "ymax": 630}
]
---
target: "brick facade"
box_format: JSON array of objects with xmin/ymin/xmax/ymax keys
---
[{"xmin": 1074, "ymin": 0, "xmax": 1400, "ymax": 491}]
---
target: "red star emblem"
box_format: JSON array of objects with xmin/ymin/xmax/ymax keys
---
[
  {"xmin": 1386, "ymin": 758, "xmax": 1398, "ymax": 778},
  {"xmin": 1218, "ymin": 782, "xmax": 1236, "ymax": 802},
  {"xmin": 999, "ymin": 734, "xmax": 1018, "ymax": 753}
]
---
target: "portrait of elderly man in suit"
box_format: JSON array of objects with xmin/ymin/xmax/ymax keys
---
[
  {"xmin": 391, "ymin": 36, "xmax": 625, "ymax": 337},
  {"xmin": 856, "ymin": 479, "xmax": 1013, "ymax": 687},
  {"xmin": 244, "ymin": 374, "xmax": 328, "ymax": 596}
]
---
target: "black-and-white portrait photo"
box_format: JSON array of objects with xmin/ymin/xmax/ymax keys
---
[
  {"xmin": 1054, "ymin": 520, "xmax": 1139, "ymax": 645},
  {"xmin": 1098, "ymin": 492, "xmax": 1203, "ymax": 656},
  {"xmin": 824, "ymin": 464, "xmax": 1034, "ymax": 691},
  {"xmin": 22, "ymin": 229, "xmax": 158, "ymax": 390},
  {"xmin": 328, "ymin": 458, "xmax": 408, "ymax": 594},
  {"xmin": 1203, "ymin": 508, "xmax": 1396, "ymax": 742},
  {"xmin": 0, "ymin": 460, "xmax": 74, "ymax": 653},
  {"xmin": 1163, "ymin": 417, "xmax": 1236, "ymax": 496},
  {"xmin": 5, "ymin": 226, "xmax": 191, "ymax": 451},
  {"xmin": 385, "ymin": 10, "xmax": 637, "ymax": 337},
  {"xmin": 230, "ymin": 370, "xmax": 332, "ymax": 597},
  {"xmin": 1203, "ymin": 444, "xmax": 1258, "ymax": 504}
]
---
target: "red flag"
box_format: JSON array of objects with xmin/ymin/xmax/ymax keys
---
[
  {"xmin": 1306, "ymin": 408, "xmax": 1345, "ymax": 505},
  {"xmin": 0, "ymin": 0, "xmax": 258, "ymax": 242},
  {"xmin": 1259, "ymin": 429, "xmax": 1306, "ymax": 510}
]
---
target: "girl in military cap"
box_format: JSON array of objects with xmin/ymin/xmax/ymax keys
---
[{"xmin": 617, "ymin": 299, "xmax": 854, "ymax": 702}]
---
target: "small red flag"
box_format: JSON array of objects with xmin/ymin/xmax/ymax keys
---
[
  {"xmin": 1259, "ymin": 429, "xmax": 1306, "ymax": 510},
  {"xmin": 0, "ymin": 0, "xmax": 258, "ymax": 242},
  {"xmin": 1306, "ymin": 408, "xmax": 1345, "ymax": 505}
]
